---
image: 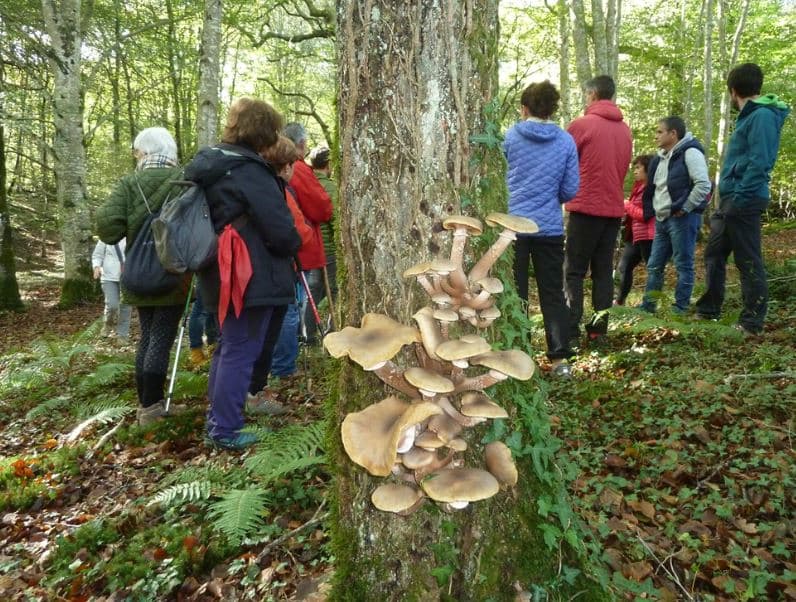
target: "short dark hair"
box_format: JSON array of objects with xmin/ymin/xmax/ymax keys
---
[
  {"xmin": 659, "ymin": 116, "xmax": 686, "ymax": 140},
  {"xmin": 727, "ymin": 62, "xmax": 763, "ymax": 98},
  {"xmin": 310, "ymin": 146, "xmax": 331, "ymax": 169},
  {"xmin": 520, "ymin": 80, "xmax": 560, "ymax": 119},
  {"xmin": 584, "ymin": 75, "xmax": 615, "ymax": 100},
  {"xmin": 632, "ymin": 154, "xmax": 653, "ymax": 171},
  {"xmin": 222, "ymin": 97, "xmax": 283, "ymax": 152}
]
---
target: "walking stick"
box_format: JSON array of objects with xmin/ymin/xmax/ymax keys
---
[
  {"xmin": 298, "ymin": 270, "xmax": 322, "ymax": 327},
  {"xmin": 322, "ymin": 265, "xmax": 338, "ymax": 332},
  {"xmin": 165, "ymin": 277, "xmax": 194, "ymax": 414}
]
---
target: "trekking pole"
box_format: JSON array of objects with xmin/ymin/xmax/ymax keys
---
[
  {"xmin": 298, "ymin": 270, "xmax": 322, "ymax": 327},
  {"xmin": 165, "ymin": 276, "xmax": 194, "ymax": 414},
  {"xmin": 321, "ymin": 265, "xmax": 338, "ymax": 332}
]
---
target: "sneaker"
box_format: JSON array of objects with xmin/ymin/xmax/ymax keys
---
[
  {"xmin": 734, "ymin": 323, "xmax": 762, "ymax": 337},
  {"xmin": 246, "ymin": 391, "xmax": 287, "ymax": 416},
  {"xmin": 694, "ymin": 312, "xmax": 717, "ymax": 321},
  {"xmin": 551, "ymin": 360, "xmax": 572, "ymax": 379},
  {"xmin": 204, "ymin": 431, "xmax": 259, "ymax": 451}
]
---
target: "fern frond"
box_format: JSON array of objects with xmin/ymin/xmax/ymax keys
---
[
  {"xmin": 207, "ymin": 488, "xmax": 270, "ymax": 544},
  {"xmin": 65, "ymin": 405, "xmax": 134, "ymax": 444},
  {"xmin": 147, "ymin": 480, "xmax": 212, "ymax": 508},
  {"xmin": 25, "ymin": 395, "xmax": 71, "ymax": 420},
  {"xmin": 244, "ymin": 421, "xmax": 327, "ymax": 483},
  {"xmin": 75, "ymin": 396, "xmax": 136, "ymax": 419},
  {"xmin": 170, "ymin": 370, "xmax": 207, "ymax": 398},
  {"xmin": 77, "ymin": 363, "xmax": 133, "ymax": 395}
]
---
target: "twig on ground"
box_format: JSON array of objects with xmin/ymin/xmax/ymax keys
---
[
  {"xmin": 724, "ymin": 371, "xmax": 796, "ymax": 384},
  {"xmin": 90, "ymin": 418, "xmax": 125, "ymax": 454},
  {"xmin": 254, "ymin": 499, "xmax": 328, "ymax": 564},
  {"xmin": 635, "ymin": 530, "xmax": 694, "ymax": 601},
  {"xmin": 696, "ymin": 458, "xmax": 732, "ymax": 491}
]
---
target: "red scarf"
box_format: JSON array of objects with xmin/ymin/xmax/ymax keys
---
[{"xmin": 217, "ymin": 225, "xmax": 252, "ymax": 327}]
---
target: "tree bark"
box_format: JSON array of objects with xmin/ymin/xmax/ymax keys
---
[
  {"xmin": 332, "ymin": 1, "xmax": 606, "ymax": 599},
  {"xmin": 591, "ymin": 0, "xmax": 608, "ymax": 74},
  {"xmin": 41, "ymin": 0, "xmax": 96, "ymax": 307},
  {"xmin": 0, "ymin": 122, "xmax": 24, "ymax": 311},
  {"xmin": 570, "ymin": 0, "xmax": 593, "ymax": 100},
  {"xmin": 558, "ymin": 0, "xmax": 572, "ymax": 124},
  {"xmin": 702, "ymin": 0, "xmax": 715, "ymax": 168},
  {"xmin": 197, "ymin": 0, "xmax": 223, "ymax": 149}
]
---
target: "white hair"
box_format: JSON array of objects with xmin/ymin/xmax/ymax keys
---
[{"xmin": 133, "ymin": 127, "xmax": 178, "ymax": 160}]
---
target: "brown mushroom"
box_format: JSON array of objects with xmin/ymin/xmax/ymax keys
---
[
  {"xmin": 371, "ymin": 483, "xmax": 425, "ymax": 514},
  {"xmin": 435, "ymin": 335, "xmax": 491, "ymax": 368},
  {"xmin": 415, "ymin": 430, "xmax": 446, "ymax": 450},
  {"xmin": 485, "ymin": 441, "xmax": 518, "ymax": 487},
  {"xmin": 442, "ymin": 216, "xmax": 484, "ymax": 291},
  {"xmin": 341, "ymin": 397, "xmax": 442, "ymax": 476},
  {"xmin": 469, "ymin": 213, "xmax": 539, "ymax": 282},
  {"xmin": 412, "ymin": 307, "xmax": 443, "ymax": 360},
  {"xmin": 403, "ymin": 261, "xmax": 440, "ymax": 296},
  {"xmin": 421, "ymin": 468, "xmax": 500, "ymax": 509},
  {"xmin": 404, "ymin": 367, "xmax": 455, "ymax": 398},
  {"xmin": 427, "ymin": 413, "xmax": 463, "ymax": 443},
  {"xmin": 470, "ymin": 349, "xmax": 535, "ymax": 381},
  {"xmin": 460, "ymin": 392, "xmax": 508, "ymax": 420}
]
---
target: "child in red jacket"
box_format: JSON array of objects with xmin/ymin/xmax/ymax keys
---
[{"xmin": 615, "ymin": 155, "xmax": 655, "ymax": 305}]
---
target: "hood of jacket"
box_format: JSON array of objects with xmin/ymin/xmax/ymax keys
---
[
  {"xmin": 184, "ymin": 143, "xmax": 263, "ymax": 187},
  {"xmin": 514, "ymin": 119, "xmax": 560, "ymax": 143},
  {"xmin": 584, "ymin": 99, "xmax": 625, "ymax": 122},
  {"xmin": 742, "ymin": 94, "xmax": 791, "ymax": 126}
]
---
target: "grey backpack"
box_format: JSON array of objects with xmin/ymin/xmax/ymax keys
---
[{"xmin": 151, "ymin": 181, "xmax": 217, "ymax": 273}]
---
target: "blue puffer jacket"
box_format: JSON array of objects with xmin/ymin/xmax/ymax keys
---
[{"xmin": 504, "ymin": 119, "xmax": 579, "ymax": 236}]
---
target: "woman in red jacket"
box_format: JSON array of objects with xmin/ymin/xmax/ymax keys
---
[{"xmin": 615, "ymin": 155, "xmax": 655, "ymax": 305}]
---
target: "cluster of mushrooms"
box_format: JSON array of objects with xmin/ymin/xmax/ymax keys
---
[{"xmin": 324, "ymin": 213, "xmax": 539, "ymax": 514}]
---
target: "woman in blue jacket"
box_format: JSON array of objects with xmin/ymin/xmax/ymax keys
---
[{"xmin": 504, "ymin": 80, "xmax": 580, "ymax": 377}]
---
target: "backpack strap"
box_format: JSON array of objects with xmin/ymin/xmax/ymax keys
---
[{"xmin": 133, "ymin": 176, "xmax": 154, "ymax": 215}]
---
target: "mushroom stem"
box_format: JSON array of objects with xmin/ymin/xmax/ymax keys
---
[
  {"xmin": 416, "ymin": 275, "xmax": 437, "ymax": 297},
  {"xmin": 467, "ymin": 290, "xmax": 494, "ymax": 310},
  {"xmin": 371, "ymin": 361, "xmax": 420, "ymax": 398},
  {"xmin": 468, "ymin": 230, "xmax": 517, "ymax": 282},
  {"xmin": 453, "ymin": 370, "xmax": 507, "ymax": 393},
  {"xmin": 413, "ymin": 342, "xmax": 447, "ymax": 374}
]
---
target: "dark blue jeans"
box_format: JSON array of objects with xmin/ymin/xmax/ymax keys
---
[
  {"xmin": 615, "ymin": 240, "xmax": 653, "ymax": 304},
  {"xmin": 641, "ymin": 212, "xmax": 702, "ymax": 313},
  {"xmin": 514, "ymin": 235, "xmax": 572, "ymax": 360},
  {"xmin": 565, "ymin": 213, "xmax": 622, "ymax": 338},
  {"xmin": 188, "ymin": 291, "xmax": 218, "ymax": 349},
  {"xmin": 695, "ymin": 197, "xmax": 768, "ymax": 333}
]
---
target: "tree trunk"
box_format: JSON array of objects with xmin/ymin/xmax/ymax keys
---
[
  {"xmin": 591, "ymin": 0, "xmax": 608, "ymax": 74},
  {"xmin": 165, "ymin": 0, "xmax": 184, "ymax": 161},
  {"xmin": 570, "ymin": 0, "xmax": 593, "ymax": 100},
  {"xmin": 606, "ymin": 0, "xmax": 620, "ymax": 79},
  {"xmin": 197, "ymin": 0, "xmax": 223, "ymax": 149},
  {"xmin": 702, "ymin": 0, "xmax": 715, "ymax": 168},
  {"xmin": 41, "ymin": 0, "xmax": 96, "ymax": 307},
  {"xmin": 558, "ymin": 0, "xmax": 572, "ymax": 124},
  {"xmin": 0, "ymin": 122, "xmax": 24, "ymax": 311},
  {"xmin": 332, "ymin": 1, "xmax": 606, "ymax": 599}
]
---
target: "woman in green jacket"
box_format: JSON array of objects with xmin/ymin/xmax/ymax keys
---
[{"xmin": 96, "ymin": 127, "xmax": 191, "ymax": 426}]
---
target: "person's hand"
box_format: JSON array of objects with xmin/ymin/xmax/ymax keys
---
[
  {"xmin": 673, "ymin": 210, "xmax": 685, "ymax": 218},
  {"xmin": 93, "ymin": 266, "xmax": 102, "ymax": 279}
]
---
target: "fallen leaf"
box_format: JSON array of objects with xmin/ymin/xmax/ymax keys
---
[
  {"xmin": 622, "ymin": 561, "xmax": 652, "ymax": 581},
  {"xmin": 733, "ymin": 518, "xmax": 758, "ymax": 535},
  {"xmin": 627, "ymin": 500, "xmax": 656, "ymax": 521}
]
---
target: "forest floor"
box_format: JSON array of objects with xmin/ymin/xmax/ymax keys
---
[{"xmin": 0, "ymin": 223, "xmax": 793, "ymax": 601}]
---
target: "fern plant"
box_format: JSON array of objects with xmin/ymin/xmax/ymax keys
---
[
  {"xmin": 146, "ymin": 480, "xmax": 213, "ymax": 508},
  {"xmin": 74, "ymin": 396, "xmax": 136, "ymax": 420},
  {"xmin": 207, "ymin": 488, "xmax": 270, "ymax": 544},
  {"xmin": 170, "ymin": 370, "xmax": 207, "ymax": 398},
  {"xmin": 25, "ymin": 395, "xmax": 71, "ymax": 420},
  {"xmin": 76, "ymin": 363, "xmax": 133, "ymax": 396},
  {"xmin": 244, "ymin": 420, "xmax": 327, "ymax": 483}
]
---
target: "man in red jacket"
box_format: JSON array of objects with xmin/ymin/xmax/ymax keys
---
[
  {"xmin": 284, "ymin": 123, "xmax": 333, "ymax": 345},
  {"xmin": 565, "ymin": 75, "xmax": 633, "ymax": 345}
]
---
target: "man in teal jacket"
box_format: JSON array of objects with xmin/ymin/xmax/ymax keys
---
[{"xmin": 695, "ymin": 63, "xmax": 790, "ymax": 335}]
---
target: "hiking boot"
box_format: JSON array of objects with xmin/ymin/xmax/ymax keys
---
[
  {"xmin": 136, "ymin": 400, "xmax": 187, "ymax": 426},
  {"xmin": 189, "ymin": 348, "xmax": 207, "ymax": 369},
  {"xmin": 734, "ymin": 323, "xmax": 762, "ymax": 338},
  {"xmin": 246, "ymin": 391, "xmax": 287, "ymax": 416},
  {"xmin": 204, "ymin": 431, "xmax": 259, "ymax": 451}
]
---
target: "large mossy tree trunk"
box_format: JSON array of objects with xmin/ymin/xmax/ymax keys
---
[
  {"xmin": 331, "ymin": 1, "xmax": 607, "ymax": 600},
  {"xmin": 42, "ymin": 0, "xmax": 96, "ymax": 308}
]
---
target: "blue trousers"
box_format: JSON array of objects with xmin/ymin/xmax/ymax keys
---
[
  {"xmin": 188, "ymin": 291, "xmax": 218, "ymax": 349},
  {"xmin": 207, "ymin": 307, "xmax": 272, "ymax": 439},
  {"xmin": 641, "ymin": 212, "xmax": 701, "ymax": 312},
  {"xmin": 271, "ymin": 283, "xmax": 303, "ymax": 377}
]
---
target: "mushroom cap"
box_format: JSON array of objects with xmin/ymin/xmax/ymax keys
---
[
  {"xmin": 403, "ymin": 261, "xmax": 435, "ymax": 278},
  {"xmin": 404, "ymin": 367, "xmax": 455, "ymax": 394},
  {"xmin": 485, "ymin": 441, "xmax": 518, "ymax": 486},
  {"xmin": 435, "ymin": 335, "xmax": 491, "ymax": 362},
  {"xmin": 460, "ymin": 392, "xmax": 508, "ymax": 419},
  {"xmin": 446, "ymin": 438, "xmax": 468, "ymax": 452},
  {"xmin": 415, "ymin": 430, "xmax": 446, "ymax": 449},
  {"xmin": 421, "ymin": 468, "xmax": 499, "ymax": 503},
  {"xmin": 432, "ymin": 292, "xmax": 453, "ymax": 306},
  {"xmin": 442, "ymin": 215, "xmax": 484, "ymax": 236},
  {"xmin": 428, "ymin": 413, "xmax": 463, "ymax": 443},
  {"xmin": 371, "ymin": 483, "xmax": 424, "ymax": 513},
  {"xmin": 475, "ymin": 277, "xmax": 504, "ymax": 295},
  {"xmin": 341, "ymin": 397, "xmax": 442, "ymax": 476},
  {"xmin": 323, "ymin": 313, "xmax": 420, "ymax": 369},
  {"xmin": 429, "ymin": 259, "xmax": 457, "ymax": 275},
  {"xmin": 479, "ymin": 306, "xmax": 501, "ymax": 320},
  {"xmin": 401, "ymin": 447, "xmax": 438, "ymax": 469},
  {"xmin": 432, "ymin": 308, "xmax": 459, "ymax": 323},
  {"xmin": 484, "ymin": 212, "xmax": 539, "ymax": 235},
  {"xmin": 471, "ymin": 349, "xmax": 535, "ymax": 380}
]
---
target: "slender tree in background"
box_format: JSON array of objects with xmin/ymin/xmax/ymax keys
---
[
  {"xmin": 0, "ymin": 122, "xmax": 24, "ymax": 311},
  {"xmin": 196, "ymin": 0, "xmax": 223, "ymax": 149},
  {"xmin": 331, "ymin": 1, "xmax": 603, "ymax": 598},
  {"xmin": 41, "ymin": 0, "xmax": 95, "ymax": 307},
  {"xmin": 558, "ymin": 0, "xmax": 572, "ymax": 123}
]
